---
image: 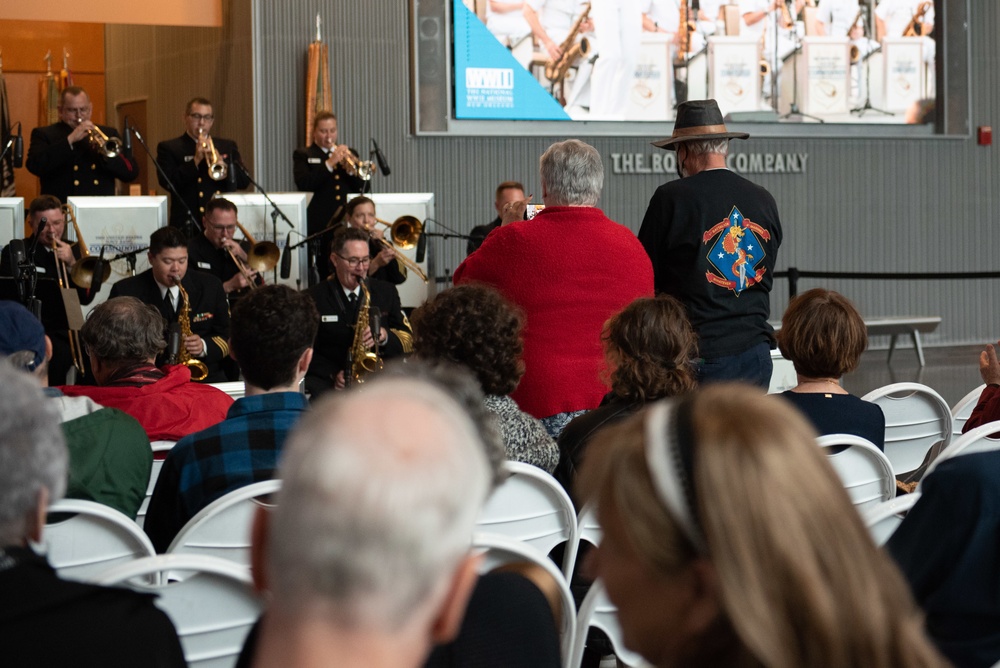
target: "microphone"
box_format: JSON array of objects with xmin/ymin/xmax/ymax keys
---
[
  {"xmin": 89, "ymin": 246, "xmax": 107, "ymax": 295},
  {"xmin": 370, "ymin": 306, "xmax": 382, "ymax": 354},
  {"xmin": 371, "ymin": 138, "xmax": 391, "ymax": 176},
  {"xmin": 13, "ymin": 123, "xmax": 23, "ymax": 169},
  {"xmin": 280, "ymin": 231, "xmax": 293, "ymax": 279},
  {"xmin": 122, "ymin": 117, "xmax": 132, "ymax": 157},
  {"xmin": 167, "ymin": 322, "xmax": 182, "ymax": 364},
  {"xmin": 416, "ymin": 229, "xmax": 428, "ymax": 263},
  {"xmin": 227, "ymin": 155, "xmax": 238, "ymax": 189},
  {"xmin": 9, "ymin": 239, "xmax": 26, "ymax": 280}
]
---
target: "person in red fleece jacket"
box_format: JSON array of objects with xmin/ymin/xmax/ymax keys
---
[
  {"xmin": 58, "ymin": 296, "xmax": 232, "ymax": 442},
  {"xmin": 454, "ymin": 139, "xmax": 653, "ymax": 436}
]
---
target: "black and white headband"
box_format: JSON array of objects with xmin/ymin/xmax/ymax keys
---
[{"xmin": 644, "ymin": 397, "xmax": 706, "ymax": 554}]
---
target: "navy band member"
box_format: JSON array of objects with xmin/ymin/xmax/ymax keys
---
[
  {"xmin": 26, "ymin": 86, "xmax": 139, "ymax": 203},
  {"xmin": 187, "ymin": 197, "xmax": 258, "ymax": 302},
  {"xmin": 343, "ymin": 196, "xmax": 405, "ymax": 285}
]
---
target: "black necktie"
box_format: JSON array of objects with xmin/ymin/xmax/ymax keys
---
[
  {"xmin": 163, "ymin": 290, "xmax": 175, "ymax": 319},
  {"xmin": 348, "ymin": 291, "xmax": 357, "ymax": 306}
]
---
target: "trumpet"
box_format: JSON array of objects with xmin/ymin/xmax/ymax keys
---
[
  {"xmin": 78, "ymin": 118, "xmax": 122, "ymax": 159},
  {"xmin": 227, "ymin": 220, "xmax": 281, "ymax": 289},
  {"xmin": 374, "ymin": 216, "xmax": 428, "ymax": 283},
  {"xmin": 337, "ymin": 147, "xmax": 375, "ymax": 181},
  {"xmin": 198, "ymin": 128, "xmax": 228, "ymax": 181}
]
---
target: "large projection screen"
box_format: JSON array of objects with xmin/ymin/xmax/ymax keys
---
[{"xmin": 410, "ymin": 0, "xmax": 968, "ymax": 138}]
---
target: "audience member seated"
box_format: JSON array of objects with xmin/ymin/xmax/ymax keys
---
[
  {"xmin": 556, "ymin": 294, "xmax": 697, "ymax": 502},
  {"xmin": 777, "ymin": 288, "xmax": 886, "ymax": 449},
  {"xmin": 0, "ymin": 365, "xmax": 186, "ymax": 667},
  {"xmin": 411, "ymin": 284, "xmax": 559, "ymax": 473},
  {"xmin": 0, "ymin": 301, "xmax": 151, "ymax": 519},
  {"xmin": 961, "ymin": 339, "xmax": 1000, "ymax": 433},
  {"xmin": 579, "ymin": 385, "xmax": 947, "ymax": 668},
  {"xmin": 454, "ymin": 139, "xmax": 654, "ymax": 435},
  {"xmin": 144, "ymin": 285, "xmax": 317, "ymax": 553},
  {"xmin": 245, "ymin": 366, "xmax": 492, "ymax": 668},
  {"xmin": 888, "ymin": 450, "xmax": 1000, "ymax": 668},
  {"xmin": 59, "ymin": 296, "xmax": 232, "ymax": 441}
]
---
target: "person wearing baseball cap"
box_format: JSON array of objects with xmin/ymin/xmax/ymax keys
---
[
  {"xmin": 638, "ymin": 99, "xmax": 783, "ymax": 389},
  {"xmin": 0, "ymin": 300, "xmax": 152, "ymax": 519}
]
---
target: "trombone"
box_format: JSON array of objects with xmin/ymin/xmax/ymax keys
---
[
  {"xmin": 227, "ymin": 221, "xmax": 280, "ymax": 289},
  {"xmin": 374, "ymin": 216, "xmax": 427, "ymax": 283},
  {"xmin": 198, "ymin": 128, "xmax": 228, "ymax": 181},
  {"xmin": 62, "ymin": 204, "xmax": 111, "ymax": 291}
]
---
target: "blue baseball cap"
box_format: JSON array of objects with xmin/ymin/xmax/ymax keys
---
[{"xmin": 0, "ymin": 300, "xmax": 47, "ymax": 370}]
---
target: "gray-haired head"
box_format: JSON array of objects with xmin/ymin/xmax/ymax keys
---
[
  {"xmin": 0, "ymin": 366, "xmax": 67, "ymax": 546},
  {"xmin": 267, "ymin": 372, "xmax": 491, "ymax": 630},
  {"xmin": 80, "ymin": 296, "xmax": 166, "ymax": 364},
  {"xmin": 540, "ymin": 139, "xmax": 604, "ymax": 207},
  {"xmin": 680, "ymin": 138, "xmax": 730, "ymax": 156}
]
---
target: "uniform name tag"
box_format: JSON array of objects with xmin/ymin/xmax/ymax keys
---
[
  {"xmin": 322, "ymin": 315, "xmax": 339, "ymax": 323},
  {"xmin": 184, "ymin": 155, "xmax": 194, "ymax": 162},
  {"xmin": 308, "ymin": 157, "xmax": 322, "ymax": 164},
  {"xmin": 36, "ymin": 266, "xmax": 46, "ymax": 274},
  {"xmin": 198, "ymin": 262, "xmax": 211, "ymax": 269}
]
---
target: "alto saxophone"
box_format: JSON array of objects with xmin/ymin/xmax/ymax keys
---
[
  {"xmin": 544, "ymin": 3, "xmax": 592, "ymax": 84},
  {"xmin": 170, "ymin": 277, "xmax": 210, "ymax": 381},
  {"xmin": 348, "ymin": 278, "xmax": 382, "ymax": 386}
]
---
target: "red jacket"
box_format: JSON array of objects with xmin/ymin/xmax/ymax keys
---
[
  {"xmin": 455, "ymin": 206, "xmax": 654, "ymax": 418},
  {"xmin": 59, "ymin": 365, "xmax": 234, "ymax": 442}
]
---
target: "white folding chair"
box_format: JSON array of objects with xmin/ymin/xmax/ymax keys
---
[
  {"xmin": 861, "ymin": 382, "xmax": 952, "ymax": 475},
  {"xmin": 568, "ymin": 579, "xmax": 646, "ymax": 668},
  {"xmin": 577, "ymin": 503, "xmax": 602, "ymax": 548},
  {"xmin": 167, "ymin": 480, "xmax": 280, "ymax": 566},
  {"xmin": 95, "ymin": 554, "xmax": 261, "ymax": 668},
  {"xmin": 817, "ymin": 434, "xmax": 896, "ymax": 512},
  {"xmin": 136, "ymin": 440, "xmax": 176, "ymax": 529},
  {"xmin": 476, "ymin": 461, "xmax": 579, "ymax": 581},
  {"xmin": 951, "ymin": 384, "xmax": 986, "ymax": 439},
  {"xmin": 42, "ymin": 499, "xmax": 156, "ymax": 582},
  {"xmin": 862, "ymin": 493, "xmax": 922, "ymax": 546},
  {"xmin": 918, "ymin": 419, "xmax": 1000, "ymax": 487},
  {"xmin": 472, "ymin": 532, "xmax": 577, "ymax": 666}
]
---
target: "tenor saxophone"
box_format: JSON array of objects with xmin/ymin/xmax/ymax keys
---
[
  {"xmin": 544, "ymin": 3, "xmax": 592, "ymax": 83},
  {"xmin": 171, "ymin": 277, "xmax": 210, "ymax": 381},
  {"xmin": 348, "ymin": 279, "xmax": 382, "ymax": 386}
]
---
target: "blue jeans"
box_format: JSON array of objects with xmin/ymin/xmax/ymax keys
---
[{"xmin": 697, "ymin": 342, "xmax": 773, "ymax": 389}]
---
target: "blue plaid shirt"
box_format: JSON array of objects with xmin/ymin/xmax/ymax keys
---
[{"xmin": 144, "ymin": 391, "xmax": 308, "ymax": 553}]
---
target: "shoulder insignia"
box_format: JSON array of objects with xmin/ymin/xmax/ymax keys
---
[{"xmin": 702, "ymin": 206, "xmax": 769, "ymax": 296}]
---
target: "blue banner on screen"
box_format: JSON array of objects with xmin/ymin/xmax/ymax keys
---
[{"xmin": 452, "ymin": 0, "xmax": 570, "ymax": 121}]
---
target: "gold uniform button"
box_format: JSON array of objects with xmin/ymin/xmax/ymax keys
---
[
  {"xmin": 93, "ymin": 179, "xmax": 99, "ymax": 185},
  {"xmin": 335, "ymin": 185, "xmax": 341, "ymax": 190},
  {"xmin": 73, "ymin": 165, "xmax": 79, "ymax": 172},
  {"xmin": 199, "ymin": 191, "xmax": 204, "ymax": 197},
  {"xmin": 73, "ymin": 179, "xmax": 80, "ymax": 186},
  {"xmin": 199, "ymin": 207, "xmax": 205, "ymax": 212},
  {"xmin": 334, "ymin": 174, "xmax": 340, "ymax": 180},
  {"xmin": 198, "ymin": 177, "xmax": 203, "ymax": 184},
  {"xmin": 91, "ymin": 164, "xmax": 97, "ymax": 170}
]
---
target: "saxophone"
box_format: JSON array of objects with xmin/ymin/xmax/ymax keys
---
[
  {"xmin": 348, "ymin": 279, "xmax": 382, "ymax": 386},
  {"xmin": 544, "ymin": 3, "xmax": 592, "ymax": 85},
  {"xmin": 170, "ymin": 277, "xmax": 209, "ymax": 382},
  {"xmin": 903, "ymin": 1, "xmax": 931, "ymax": 37},
  {"xmin": 675, "ymin": 0, "xmax": 697, "ymax": 65}
]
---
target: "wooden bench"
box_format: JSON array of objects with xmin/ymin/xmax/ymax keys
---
[{"xmin": 770, "ymin": 316, "xmax": 942, "ymax": 367}]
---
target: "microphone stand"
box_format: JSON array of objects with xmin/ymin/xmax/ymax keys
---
[
  {"xmin": 231, "ymin": 159, "xmax": 295, "ymax": 284},
  {"xmin": 778, "ymin": 13, "xmax": 823, "ymax": 122},
  {"xmin": 127, "ymin": 122, "xmax": 204, "ymax": 237},
  {"xmin": 109, "ymin": 246, "xmax": 150, "ymax": 277},
  {"xmin": 850, "ymin": 7, "xmax": 892, "ymax": 117}
]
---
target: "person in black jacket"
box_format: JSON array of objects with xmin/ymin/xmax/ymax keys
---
[
  {"xmin": 110, "ymin": 226, "xmax": 231, "ymax": 383},
  {"xmin": 156, "ymin": 97, "xmax": 250, "ymax": 234},
  {"xmin": 343, "ymin": 195, "xmax": 406, "ymax": 285},
  {"xmin": 26, "ymin": 86, "xmax": 139, "ymax": 203},
  {"xmin": 292, "ymin": 111, "xmax": 366, "ymax": 283},
  {"xmin": 0, "ymin": 366, "xmax": 186, "ymax": 668},
  {"xmin": 187, "ymin": 196, "xmax": 257, "ymax": 302},
  {"xmin": 0, "ymin": 195, "xmax": 98, "ymax": 385},
  {"xmin": 305, "ymin": 226, "xmax": 412, "ymax": 397}
]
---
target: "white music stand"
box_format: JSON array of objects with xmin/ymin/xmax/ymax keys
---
[
  {"xmin": 223, "ymin": 193, "xmax": 309, "ymax": 290},
  {"xmin": 0, "ymin": 197, "xmax": 25, "ymax": 252}
]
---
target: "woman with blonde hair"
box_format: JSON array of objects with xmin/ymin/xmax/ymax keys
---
[{"xmin": 579, "ymin": 384, "xmax": 946, "ymax": 668}]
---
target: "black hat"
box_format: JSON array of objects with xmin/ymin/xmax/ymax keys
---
[{"xmin": 652, "ymin": 99, "xmax": 750, "ymax": 150}]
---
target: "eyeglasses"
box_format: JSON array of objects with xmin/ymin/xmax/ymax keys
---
[
  {"xmin": 336, "ymin": 254, "xmax": 371, "ymax": 267},
  {"xmin": 188, "ymin": 113, "xmax": 215, "ymax": 122},
  {"xmin": 208, "ymin": 224, "xmax": 237, "ymax": 233},
  {"xmin": 63, "ymin": 106, "xmax": 92, "ymax": 115}
]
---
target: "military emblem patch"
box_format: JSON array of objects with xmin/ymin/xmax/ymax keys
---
[{"xmin": 702, "ymin": 206, "xmax": 770, "ymax": 296}]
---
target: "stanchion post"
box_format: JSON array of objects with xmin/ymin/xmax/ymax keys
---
[{"xmin": 788, "ymin": 267, "xmax": 799, "ymax": 299}]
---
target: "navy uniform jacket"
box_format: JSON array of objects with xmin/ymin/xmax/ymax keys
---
[
  {"xmin": 1, "ymin": 236, "xmax": 96, "ymax": 385},
  {"xmin": 305, "ymin": 277, "xmax": 412, "ymax": 396},
  {"xmin": 26, "ymin": 121, "xmax": 139, "ymax": 202},
  {"xmin": 292, "ymin": 143, "xmax": 365, "ymax": 237},
  {"xmin": 187, "ymin": 233, "xmax": 256, "ymax": 302},
  {"xmin": 156, "ymin": 134, "xmax": 250, "ymax": 229},
  {"xmin": 110, "ymin": 268, "xmax": 231, "ymax": 383}
]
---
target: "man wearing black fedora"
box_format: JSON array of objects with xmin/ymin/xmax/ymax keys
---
[{"xmin": 638, "ymin": 99, "xmax": 782, "ymax": 389}]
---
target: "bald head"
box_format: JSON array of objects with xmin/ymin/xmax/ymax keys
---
[{"xmin": 266, "ymin": 376, "xmax": 491, "ymax": 630}]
